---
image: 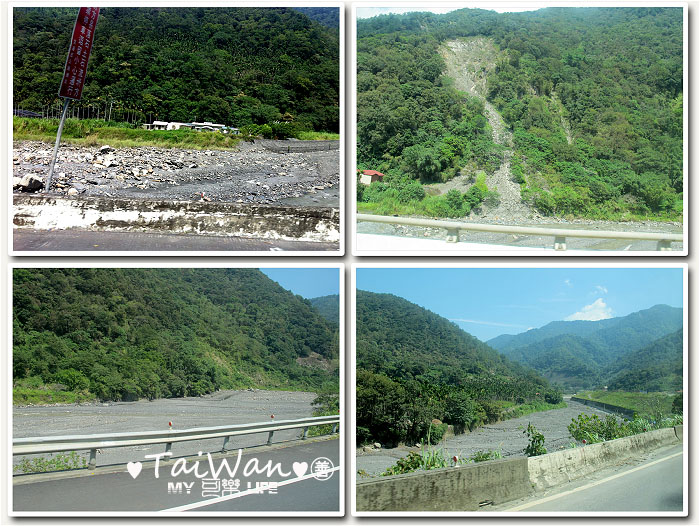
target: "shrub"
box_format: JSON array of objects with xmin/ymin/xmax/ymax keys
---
[{"xmin": 524, "ymin": 423, "xmax": 547, "ymax": 456}]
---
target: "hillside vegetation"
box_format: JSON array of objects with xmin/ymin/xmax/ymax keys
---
[
  {"xmin": 13, "ymin": 269, "xmax": 339, "ymax": 404},
  {"xmin": 357, "ymin": 7, "xmax": 683, "ymax": 221},
  {"xmin": 309, "ymin": 294, "xmax": 340, "ymax": 325},
  {"xmin": 356, "ymin": 291, "xmax": 562, "ymax": 446},
  {"xmin": 488, "ymin": 305, "xmax": 683, "ymax": 391},
  {"xmin": 13, "ymin": 7, "xmax": 339, "ymax": 132}
]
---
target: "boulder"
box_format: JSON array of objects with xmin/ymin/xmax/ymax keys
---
[{"xmin": 19, "ymin": 174, "xmax": 44, "ymax": 192}]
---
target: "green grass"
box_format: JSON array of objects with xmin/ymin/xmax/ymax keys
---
[
  {"xmin": 13, "ymin": 387, "xmax": 96, "ymax": 406},
  {"xmin": 576, "ymin": 390, "xmax": 676, "ymax": 418},
  {"xmin": 296, "ymin": 131, "xmax": 340, "ymax": 141},
  {"xmin": 14, "ymin": 117, "xmax": 242, "ymax": 150},
  {"xmin": 14, "ymin": 451, "xmax": 88, "ymax": 474},
  {"xmin": 505, "ymin": 400, "xmax": 568, "ymax": 419}
]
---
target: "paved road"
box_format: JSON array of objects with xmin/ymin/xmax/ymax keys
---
[
  {"xmin": 13, "ymin": 229, "xmax": 339, "ymax": 252},
  {"xmin": 500, "ymin": 443, "xmax": 684, "ymax": 513},
  {"xmin": 14, "ymin": 439, "xmax": 340, "ymax": 513}
]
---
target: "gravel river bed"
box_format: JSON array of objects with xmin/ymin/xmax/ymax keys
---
[
  {"xmin": 356, "ymin": 398, "xmax": 615, "ymax": 477},
  {"xmin": 13, "ymin": 390, "xmax": 318, "ymax": 470}
]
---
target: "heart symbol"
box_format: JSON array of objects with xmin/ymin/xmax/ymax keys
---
[
  {"xmin": 292, "ymin": 461, "xmax": 308, "ymax": 478},
  {"xmin": 127, "ymin": 461, "xmax": 142, "ymax": 479}
]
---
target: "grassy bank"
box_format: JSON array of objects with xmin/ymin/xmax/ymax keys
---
[
  {"xmin": 14, "ymin": 387, "xmax": 96, "ymax": 406},
  {"xmin": 14, "ymin": 117, "xmax": 243, "ymax": 150},
  {"xmin": 14, "ymin": 117, "xmax": 339, "ymax": 150},
  {"xmin": 296, "ymin": 131, "xmax": 340, "ymax": 141},
  {"xmin": 575, "ymin": 390, "xmax": 677, "ymax": 418},
  {"xmin": 503, "ymin": 400, "xmax": 568, "ymax": 419}
]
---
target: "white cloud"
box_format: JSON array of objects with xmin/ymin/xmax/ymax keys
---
[
  {"xmin": 595, "ymin": 285, "xmax": 608, "ymax": 294},
  {"xmin": 565, "ymin": 299, "xmax": 613, "ymax": 321}
]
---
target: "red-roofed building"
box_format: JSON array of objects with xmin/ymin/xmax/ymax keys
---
[{"xmin": 359, "ymin": 169, "xmax": 386, "ymax": 185}]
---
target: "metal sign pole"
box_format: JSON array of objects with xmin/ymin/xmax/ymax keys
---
[{"xmin": 46, "ymin": 98, "xmax": 71, "ymax": 192}]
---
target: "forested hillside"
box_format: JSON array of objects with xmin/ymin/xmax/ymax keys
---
[
  {"xmin": 357, "ymin": 7, "xmax": 683, "ymax": 221},
  {"xmin": 13, "ymin": 7, "xmax": 339, "ymax": 132},
  {"xmin": 309, "ymin": 294, "xmax": 340, "ymax": 325},
  {"xmin": 356, "ymin": 291, "xmax": 562, "ymax": 446},
  {"xmin": 13, "ymin": 269, "xmax": 339, "ymax": 402},
  {"xmin": 488, "ymin": 304, "xmax": 683, "ymax": 390},
  {"xmin": 607, "ymin": 330, "xmax": 683, "ymax": 392}
]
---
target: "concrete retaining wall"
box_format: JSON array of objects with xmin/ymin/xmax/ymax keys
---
[
  {"xmin": 570, "ymin": 396, "xmax": 635, "ymax": 419},
  {"xmin": 356, "ymin": 457, "xmax": 530, "ymax": 511},
  {"xmin": 356, "ymin": 428, "xmax": 683, "ymax": 511},
  {"xmin": 13, "ymin": 195, "xmax": 339, "ymax": 243},
  {"xmin": 528, "ymin": 427, "xmax": 680, "ymax": 491}
]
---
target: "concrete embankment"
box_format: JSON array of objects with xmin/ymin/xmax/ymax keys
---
[
  {"xmin": 356, "ymin": 426, "xmax": 683, "ymax": 512},
  {"xmin": 13, "ymin": 195, "xmax": 339, "ymax": 243}
]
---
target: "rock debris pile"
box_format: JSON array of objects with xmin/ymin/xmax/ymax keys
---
[{"xmin": 13, "ymin": 141, "xmax": 339, "ymax": 206}]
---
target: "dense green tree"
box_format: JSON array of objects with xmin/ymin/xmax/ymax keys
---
[
  {"xmin": 13, "ymin": 7, "xmax": 340, "ymax": 132},
  {"xmin": 13, "ymin": 269, "xmax": 339, "ymax": 401}
]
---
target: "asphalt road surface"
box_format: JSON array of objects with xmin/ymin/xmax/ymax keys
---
[
  {"xmin": 13, "ymin": 438, "xmax": 340, "ymax": 513},
  {"xmin": 13, "ymin": 229, "xmax": 338, "ymax": 252},
  {"xmin": 499, "ymin": 443, "xmax": 684, "ymax": 513}
]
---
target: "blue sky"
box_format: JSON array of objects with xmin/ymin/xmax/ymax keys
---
[
  {"xmin": 356, "ymin": 268, "xmax": 683, "ymax": 341},
  {"xmin": 261, "ymin": 268, "xmax": 339, "ymax": 299}
]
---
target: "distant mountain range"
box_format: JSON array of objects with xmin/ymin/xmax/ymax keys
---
[{"xmin": 488, "ymin": 305, "xmax": 683, "ymax": 391}]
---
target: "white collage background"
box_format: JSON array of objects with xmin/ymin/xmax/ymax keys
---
[{"xmin": 1, "ymin": 1, "xmax": 698, "ymax": 524}]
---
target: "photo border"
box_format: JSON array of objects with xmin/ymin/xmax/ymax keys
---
[
  {"xmin": 350, "ymin": 2, "xmax": 688, "ymax": 257},
  {"xmin": 350, "ymin": 262, "xmax": 688, "ymax": 517},
  {"xmin": 8, "ymin": 1, "xmax": 346, "ymax": 257},
  {"xmin": 7, "ymin": 261, "xmax": 345, "ymax": 517}
]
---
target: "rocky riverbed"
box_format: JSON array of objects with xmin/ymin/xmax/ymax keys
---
[
  {"xmin": 13, "ymin": 389, "xmax": 319, "ymax": 470},
  {"xmin": 356, "ymin": 399, "xmax": 620, "ymax": 477},
  {"xmin": 12, "ymin": 140, "xmax": 339, "ymax": 207}
]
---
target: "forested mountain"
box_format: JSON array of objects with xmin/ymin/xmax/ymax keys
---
[
  {"xmin": 292, "ymin": 7, "xmax": 340, "ymax": 29},
  {"xmin": 309, "ymin": 294, "xmax": 340, "ymax": 325},
  {"xmin": 488, "ymin": 304, "xmax": 683, "ymax": 390},
  {"xmin": 357, "ymin": 290, "xmax": 533, "ymax": 384},
  {"xmin": 357, "ymin": 7, "xmax": 683, "ymax": 220},
  {"xmin": 356, "ymin": 290, "xmax": 561, "ymax": 446},
  {"xmin": 13, "ymin": 7, "xmax": 339, "ymax": 131},
  {"xmin": 13, "ymin": 269, "xmax": 339, "ymax": 401},
  {"xmin": 607, "ymin": 330, "xmax": 683, "ymax": 392}
]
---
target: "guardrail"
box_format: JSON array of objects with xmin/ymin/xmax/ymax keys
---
[
  {"xmin": 13, "ymin": 415, "xmax": 339, "ymax": 470},
  {"xmin": 356, "ymin": 214, "xmax": 683, "ymax": 251}
]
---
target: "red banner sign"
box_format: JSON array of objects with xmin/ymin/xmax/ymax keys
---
[{"xmin": 59, "ymin": 7, "xmax": 100, "ymax": 100}]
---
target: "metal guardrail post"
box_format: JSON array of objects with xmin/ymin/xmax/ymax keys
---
[
  {"xmin": 221, "ymin": 436, "xmax": 230, "ymax": 452},
  {"xmin": 88, "ymin": 448, "xmax": 97, "ymax": 469},
  {"xmin": 332, "ymin": 424, "xmax": 338, "ymax": 434},
  {"xmin": 657, "ymin": 240, "xmax": 672, "ymax": 251},
  {"xmin": 302, "ymin": 427, "xmax": 309, "ymax": 440},
  {"xmin": 554, "ymin": 236, "xmax": 567, "ymax": 251},
  {"xmin": 165, "ymin": 442, "xmax": 172, "ymax": 454},
  {"xmin": 267, "ymin": 431, "xmax": 274, "ymax": 446},
  {"xmin": 446, "ymin": 228, "xmax": 460, "ymax": 243}
]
